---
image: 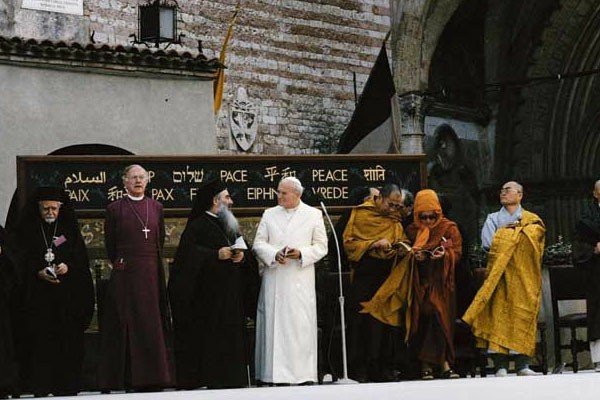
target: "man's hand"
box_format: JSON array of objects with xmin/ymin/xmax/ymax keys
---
[
  {"xmin": 414, "ymin": 252, "xmax": 427, "ymax": 262},
  {"xmin": 594, "ymin": 242, "xmax": 600, "ymax": 254},
  {"xmin": 286, "ymin": 248, "xmax": 301, "ymax": 260},
  {"xmin": 275, "ymin": 247, "xmax": 288, "ymax": 264},
  {"xmin": 218, "ymin": 247, "xmax": 233, "ymax": 260},
  {"xmin": 55, "ymin": 262, "xmax": 68, "ymax": 275},
  {"xmin": 231, "ymin": 250, "xmax": 245, "ymax": 263},
  {"xmin": 370, "ymin": 238, "xmax": 391, "ymax": 250},
  {"xmin": 37, "ymin": 268, "xmax": 60, "ymax": 284}
]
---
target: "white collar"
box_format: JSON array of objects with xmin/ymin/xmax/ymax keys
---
[
  {"xmin": 205, "ymin": 210, "xmax": 218, "ymax": 218},
  {"xmin": 127, "ymin": 194, "xmax": 145, "ymax": 201},
  {"xmin": 284, "ymin": 204, "xmax": 300, "ymax": 213}
]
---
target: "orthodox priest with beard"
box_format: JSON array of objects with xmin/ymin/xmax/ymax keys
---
[
  {"xmin": 12, "ymin": 187, "xmax": 94, "ymax": 396},
  {"xmin": 169, "ymin": 180, "xmax": 259, "ymax": 389}
]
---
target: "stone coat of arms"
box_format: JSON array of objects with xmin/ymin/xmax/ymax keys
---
[{"xmin": 230, "ymin": 87, "xmax": 258, "ymax": 151}]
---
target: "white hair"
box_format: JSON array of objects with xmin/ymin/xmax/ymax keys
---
[
  {"xmin": 122, "ymin": 164, "xmax": 148, "ymax": 182},
  {"xmin": 279, "ymin": 176, "xmax": 304, "ymax": 195}
]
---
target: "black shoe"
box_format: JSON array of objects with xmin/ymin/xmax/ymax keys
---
[
  {"xmin": 421, "ymin": 369, "xmax": 434, "ymax": 380},
  {"xmin": 440, "ymin": 369, "xmax": 460, "ymax": 379}
]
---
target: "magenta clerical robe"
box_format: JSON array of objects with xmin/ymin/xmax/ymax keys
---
[{"xmin": 98, "ymin": 196, "xmax": 172, "ymax": 390}]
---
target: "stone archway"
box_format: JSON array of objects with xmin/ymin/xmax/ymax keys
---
[
  {"xmin": 505, "ymin": 0, "xmax": 600, "ymax": 238},
  {"xmin": 390, "ymin": 0, "xmax": 464, "ymax": 93}
]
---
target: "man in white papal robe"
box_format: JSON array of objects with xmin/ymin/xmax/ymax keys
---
[{"xmin": 253, "ymin": 177, "xmax": 328, "ymax": 385}]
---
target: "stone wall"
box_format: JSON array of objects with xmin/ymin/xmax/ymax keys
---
[{"xmin": 1, "ymin": 0, "xmax": 391, "ymax": 155}]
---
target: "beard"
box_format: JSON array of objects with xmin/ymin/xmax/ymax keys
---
[
  {"xmin": 44, "ymin": 216, "xmax": 56, "ymax": 224},
  {"xmin": 217, "ymin": 201, "xmax": 239, "ymax": 238}
]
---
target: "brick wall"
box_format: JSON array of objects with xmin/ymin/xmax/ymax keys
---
[{"xmin": 72, "ymin": 0, "xmax": 391, "ymax": 154}]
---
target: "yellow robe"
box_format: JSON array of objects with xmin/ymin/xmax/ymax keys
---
[
  {"xmin": 462, "ymin": 210, "xmax": 545, "ymax": 357},
  {"xmin": 342, "ymin": 200, "xmax": 413, "ymax": 330}
]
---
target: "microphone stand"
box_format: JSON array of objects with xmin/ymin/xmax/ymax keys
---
[{"xmin": 320, "ymin": 201, "xmax": 357, "ymax": 384}]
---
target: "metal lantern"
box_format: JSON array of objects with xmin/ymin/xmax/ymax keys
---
[{"xmin": 138, "ymin": 0, "xmax": 180, "ymax": 48}]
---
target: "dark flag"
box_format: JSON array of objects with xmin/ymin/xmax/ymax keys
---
[{"xmin": 337, "ymin": 43, "xmax": 396, "ymax": 153}]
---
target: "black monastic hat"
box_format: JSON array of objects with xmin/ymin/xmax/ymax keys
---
[
  {"xmin": 187, "ymin": 179, "xmax": 228, "ymax": 223},
  {"xmin": 34, "ymin": 186, "xmax": 67, "ymax": 202}
]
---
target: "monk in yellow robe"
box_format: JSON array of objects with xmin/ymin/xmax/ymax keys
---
[
  {"xmin": 462, "ymin": 181, "xmax": 545, "ymax": 377},
  {"xmin": 343, "ymin": 184, "xmax": 410, "ymax": 382}
]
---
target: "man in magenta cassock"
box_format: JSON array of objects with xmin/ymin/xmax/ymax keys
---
[{"xmin": 98, "ymin": 164, "xmax": 172, "ymax": 391}]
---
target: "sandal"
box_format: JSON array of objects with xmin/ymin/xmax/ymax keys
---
[
  {"xmin": 440, "ymin": 368, "xmax": 460, "ymax": 379},
  {"xmin": 421, "ymin": 369, "xmax": 434, "ymax": 380}
]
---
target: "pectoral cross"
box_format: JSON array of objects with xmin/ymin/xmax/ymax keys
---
[{"xmin": 142, "ymin": 227, "xmax": 150, "ymax": 240}]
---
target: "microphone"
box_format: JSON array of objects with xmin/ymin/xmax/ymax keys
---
[{"xmin": 320, "ymin": 201, "xmax": 357, "ymax": 384}]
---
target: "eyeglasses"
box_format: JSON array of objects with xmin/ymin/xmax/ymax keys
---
[
  {"xmin": 128, "ymin": 174, "xmax": 148, "ymax": 182},
  {"xmin": 499, "ymin": 188, "xmax": 521, "ymax": 195},
  {"xmin": 419, "ymin": 214, "xmax": 437, "ymax": 221}
]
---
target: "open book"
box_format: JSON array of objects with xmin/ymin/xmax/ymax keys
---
[{"xmin": 231, "ymin": 236, "xmax": 248, "ymax": 250}]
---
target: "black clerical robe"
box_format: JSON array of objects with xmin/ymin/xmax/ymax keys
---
[
  {"xmin": 13, "ymin": 217, "xmax": 94, "ymax": 396},
  {"xmin": 0, "ymin": 226, "xmax": 19, "ymax": 393},
  {"xmin": 573, "ymin": 202, "xmax": 600, "ymax": 341},
  {"xmin": 169, "ymin": 213, "xmax": 259, "ymax": 389}
]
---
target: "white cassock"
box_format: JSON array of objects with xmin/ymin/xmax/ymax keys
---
[{"xmin": 253, "ymin": 201, "xmax": 328, "ymax": 384}]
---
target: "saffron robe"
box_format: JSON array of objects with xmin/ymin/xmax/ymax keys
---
[
  {"xmin": 253, "ymin": 202, "xmax": 327, "ymax": 384},
  {"xmin": 342, "ymin": 200, "xmax": 410, "ymax": 380},
  {"xmin": 348, "ymin": 200, "xmax": 412, "ymax": 330},
  {"xmin": 169, "ymin": 213, "xmax": 259, "ymax": 389},
  {"xmin": 98, "ymin": 197, "xmax": 172, "ymax": 389},
  {"xmin": 462, "ymin": 210, "xmax": 545, "ymax": 357}
]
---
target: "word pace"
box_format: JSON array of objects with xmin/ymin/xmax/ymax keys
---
[{"xmin": 311, "ymin": 169, "xmax": 348, "ymax": 182}]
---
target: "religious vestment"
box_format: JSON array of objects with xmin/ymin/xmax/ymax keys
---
[
  {"xmin": 0, "ymin": 225, "xmax": 19, "ymax": 395},
  {"xmin": 253, "ymin": 201, "xmax": 327, "ymax": 384},
  {"xmin": 98, "ymin": 196, "xmax": 172, "ymax": 390},
  {"xmin": 405, "ymin": 217, "xmax": 462, "ymax": 366},
  {"xmin": 572, "ymin": 201, "xmax": 600, "ymax": 362},
  {"xmin": 343, "ymin": 199, "xmax": 411, "ymax": 381},
  {"xmin": 169, "ymin": 212, "xmax": 259, "ymax": 389},
  {"xmin": 462, "ymin": 209, "xmax": 545, "ymax": 357},
  {"xmin": 12, "ymin": 202, "xmax": 94, "ymax": 396}
]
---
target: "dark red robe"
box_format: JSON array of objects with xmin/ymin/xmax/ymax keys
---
[
  {"xmin": 407, "ymin": 218, "xmax": 462, "ymax": 365},
  {"xmin": 98, "ymin": 196, "xmax": 172, "ymax": 390}
]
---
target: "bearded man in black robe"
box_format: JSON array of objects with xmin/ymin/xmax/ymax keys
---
[
  {"xmin": 169, "ymin": 180, "xmax": 259, "ymax": 389},
  {"xmin": 573, "ymin": 179, "xmax": 600, "ymax": 372},
  {"xmin": 0, "ymin": 225, "xmax": 19, "ymax": 398},
  {"xmin": 12, "ymin": 187, "xmax": 94, "ymax": 396}
]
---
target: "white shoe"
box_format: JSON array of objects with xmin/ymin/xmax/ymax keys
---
[
  {"xmin": 517, "ymin": 367, "xmax": 539, "ymax": 376},
  {"xmin": 495, "ymin": 368, "xmax": 508, "ymax": 377}
]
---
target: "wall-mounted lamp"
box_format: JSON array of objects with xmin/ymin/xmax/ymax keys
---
[{"xmin": 130, "ymin": 0, "xmax": 185, "ymax": 48}]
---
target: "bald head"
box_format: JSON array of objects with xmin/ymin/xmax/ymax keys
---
[{"xmin": 499, "ymin": 181, "xmax": 523, "ymax": 207}]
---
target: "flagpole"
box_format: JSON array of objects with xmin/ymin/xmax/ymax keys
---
[{"xmin": 213, "ymin": 1, "xmax": 241, "ymax": 115}]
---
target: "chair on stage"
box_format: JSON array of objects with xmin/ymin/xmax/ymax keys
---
[{"xmin": 548, "ymin": 265, "xmax": 588, "ymax": 373}]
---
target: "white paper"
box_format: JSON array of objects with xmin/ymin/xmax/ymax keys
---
[{"xmin": 231, "ymin": 236, "xmax": 248, "ymax": 250}]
